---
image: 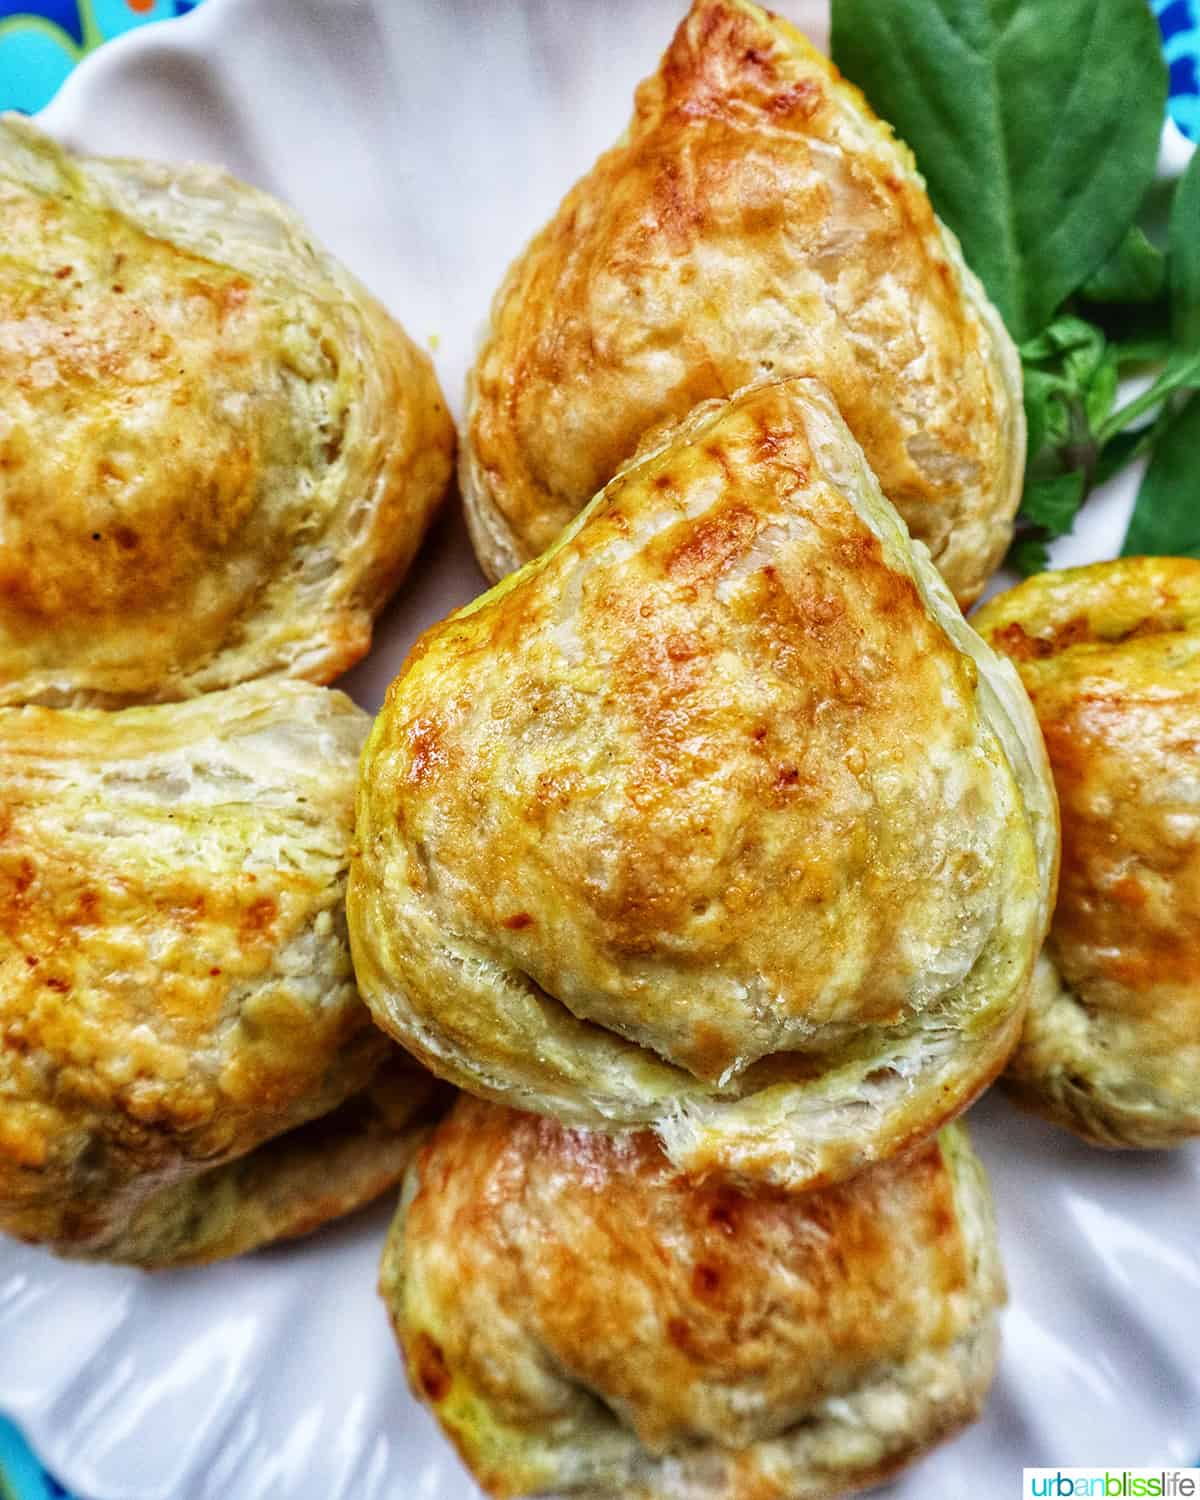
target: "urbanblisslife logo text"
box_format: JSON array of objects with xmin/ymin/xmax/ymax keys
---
[{"xmin": 1024, "ymin": 1472, "xmax": 1200, "ymax": 1498}]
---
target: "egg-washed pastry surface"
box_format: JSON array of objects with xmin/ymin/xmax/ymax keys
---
[
  {"xmin": 93, "ymin": 1057, "xmax": 445, "ymax": 1269},
  {"xmin": 351, "ymin": 377, "xmax": 1057, "ymax": 1193},
  {"xmin": 976, "ymin": 557, "xmax": 1200, "ymax": 1148},
  {"xmin": 0, "ymin": 679, "xmax": 439, "ymax": 1266},
  {"xmin": 0, "ymin": 115, "xmax": 454, "ymax": 708},
  {"xmin": 382, "ymin": 1096, "xmax": 1005, "ymax": 1500},
  {"xmin": 462, "ymin": 0, "xmax": 1024, "ymax": 607}
]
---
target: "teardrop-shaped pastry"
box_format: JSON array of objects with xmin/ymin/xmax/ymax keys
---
[
  {"xmin": 976, "ymin": 557, "xmax": 1200, "ymax": 1148},
  {"xmin": 382, "ymin": 1096, "xmax": 1004, "ymax": 1500},
  {"xmin": 0, "ymin": 116, "xmax": 455, "ymax": 707},
  {"xmin": 0, "ymin": 678, "xmax": 442, "ymax": 1266},
  {"xmin": 462, "ymin": 0, "xmax": 1023, "ymax": 607},
  {"xmin": 351, "ymin": 377, "xmax": 1056, "ymax": 1192}
]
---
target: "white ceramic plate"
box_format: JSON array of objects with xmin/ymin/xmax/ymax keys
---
[{"xmin": 2, "ymin": 3, "xmax": 1198, "ymax": 1496}]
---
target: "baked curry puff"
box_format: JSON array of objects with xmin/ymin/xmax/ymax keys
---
[
  {"xmin": 0, "ymin": 115, "xmax": 454, "ymax": 708},
  {"xmin": 0, "ymin": 679, "xmax": 441, "ymax": 1266},
  {"xmin": 976, "ymin": 558, "xmax": 1200, "ymax": 1149},
  {"xmin": 382, "ymin": 1096, "xmax": 1005, "ymax": 1500},
  {"xmin": 350, "ymin": 377, "xmax": 1057, "ymax": 1193},
  {"xmin": 462, "ymin": 0, "xmax": 1024, "ymax": 607}
]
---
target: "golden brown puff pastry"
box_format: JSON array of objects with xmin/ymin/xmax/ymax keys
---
[
  {"xmin": 89, "ymin": 1056, "xmax": 446, "ymax": 1269},
  {"xmin": 0, "ymin": 115, "xmax": 455, "ymax": 708},
  {"xmin": 382, "ymin": 1096, "xmax": 1005, "ymax": 1500},
  {"xmin": 975, "ymin": 558, "xmax": 1200, "ymax": 1148},
  {"xmin": 462, "ymin": 0, "xmax": 1024, "ymax": 607},
  {"xmin": 0, "ymin": 678, "xmax": 442, "ymax": 1266},
  {"xmin": 350, "ymin": 377, "xmax": 1057, "ymax": 1193}
]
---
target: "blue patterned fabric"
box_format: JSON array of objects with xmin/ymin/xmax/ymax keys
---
[
  {"xmin": 0, "ymin": 1419, "xmax": 70, "ymax": 1500},
  {"xmin": 0, "ymin": 0, "xmax": 200, "ymax": 112},
  {"xmin": 1157, "ymin": 0, "xmax": 1200, "ymax": 138}
]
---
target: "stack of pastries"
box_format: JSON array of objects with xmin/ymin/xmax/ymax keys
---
[
  {"xmin": 0, "ymin": 113, "xmax": 455, "ymax": 1265},
  {"xmin": 357, "ymin": 367, "xmax": 1053, "ymax": 1493},
  {"xmin": 353, "ymin": 5, "xmax": 1060, "ymax": 1495},
  {"xmin": 3, "ymin": 0, "xmax": 1197, "ymax": 1495}
]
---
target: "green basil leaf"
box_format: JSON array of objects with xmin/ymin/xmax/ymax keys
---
[
  {"xmin": 1081, "ymin": 224, "xmax": 1166, "ymax": 305},
  {"xmin": 1093, "ymin": 417, "xmax": 1164, "ymax": 488},
  {"xmin": 1020, "ymin": 315, "xmax": 1105, "ymax": 363},
  {"xmin": 1020, "ymin": 470, "xmax": 1088, "ymax": 539},
  {"xmin": 1008, "ymin": 533, "xmax": 1051, "ymax": 576},
  {"xmin": 1113, "ymin": 335, "xmax": 1173, "ymax": 367},
  {"xmin": 1097, "ymin": 350, "xmax": 1200, "ymax": 444},
  {"xmin": 1122, "ymin": 394, "xmax": 1200, "ymax": 557},
  {"xmin": 1083, "ymin": 348, "xmax": 1120, "ymax": 434},
  {"xmin": 1168, "ymin": 151, "xmax": 1200, "ymax": 368},
  {"xmin": 1021, "ymin": 315, "xmax": 1116, "ymax": 471},
  {"xmin": 1063, "ymin": 328, "xmax": 1108, "ymax": 394},
  {"xmin": 1096, "ymin": 201, "xmax": 1200, "ymax": 437},
  {"xmin": 830, "ymin": 0, "xmax": 1168, "ymax": 342},
  {"xmin": 1022, "ymin": 367, "xmax": 1072, "ymax": 460}
]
